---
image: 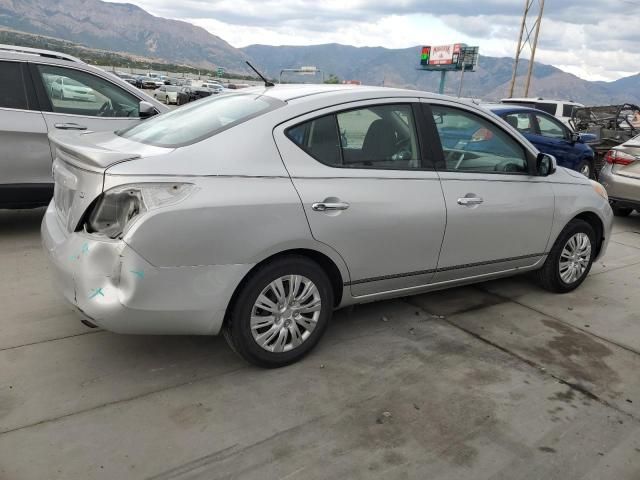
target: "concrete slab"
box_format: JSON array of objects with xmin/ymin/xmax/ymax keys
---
[{"xmin": 1, "ymin": 301, "xmax": 638, "ymax": 480}]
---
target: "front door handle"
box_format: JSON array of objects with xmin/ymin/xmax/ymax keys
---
[
  {"xmin": 312, "ymin": 202, "xmax": 350, "ymax": 212},
  {"xmin": 54, "ymin": 123, "xmax": 88, "ymax": 130},
  {"xmin": 457, "ymin": 196, "xmax": 484, "ymax": 206}
]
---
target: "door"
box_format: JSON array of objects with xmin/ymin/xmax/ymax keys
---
[
  {"xmin": 30, "ymin": 63, "xmax": 144, "ymax": 134},
  {"xmin": 0, "ymin": 60, "xmax": 53, "ymax": 206},
  {"xmin": 531, "ymin": 112, "xmax": 578, "ymax": 169},
  {"xmin": 427, "ymin": 103, "xmax": 555, "ymax": 283},
  {"xmin": 274, "ymin": 100, "xmax": 447, "ymax": 297}
]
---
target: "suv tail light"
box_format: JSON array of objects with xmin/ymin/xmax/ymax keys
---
[{"xmin": 605, "ymin": 150, "xmax": 636, "ymax": 166}]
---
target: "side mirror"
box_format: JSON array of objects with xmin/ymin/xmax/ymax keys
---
[
  {"xmin": 139, "ymin": 101, "xmax": 156, "ymax": 119},
  {"xmin": 537, "ymin": 153, "xmax": 557, "ymax": 177},
  {"xmin": 570, "ymin": 131, "xmax": 581, "ymax": 144}
]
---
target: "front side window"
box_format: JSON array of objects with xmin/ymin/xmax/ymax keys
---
[
  {"xmin": 535, "ymin": 114, "xmax": 567, "ymax": 140},
  {"xmin": 286, "ymin": 104, "xmax": 422, "ymax": 170},
  {"xmin": 432, "ymin": 106, "xmax": 528, "ymax": 174},
  {"xmin": 36, "ymin": 64, "xmax": 140, "ymax": 118},
  {"xmin": 0, "ymin": 61, "xmax": 29, "ymax": 110},
  {"xmin": 118, "ymin": 93, "xmax": 282, "ymax": 147}
]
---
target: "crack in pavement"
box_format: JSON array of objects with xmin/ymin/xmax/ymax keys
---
[{"xmin": 0, "ymin": 329, "xmax": 104, "ymax": 352}]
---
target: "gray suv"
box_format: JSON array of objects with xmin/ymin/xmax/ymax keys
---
[{"xmin": 0, "ymin": 44, "xmax": 168, "ymax": 209}]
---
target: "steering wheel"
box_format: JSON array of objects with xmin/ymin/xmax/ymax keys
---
[
  {"xmin": 494, "ymin": 160, "xmax": 522, "ymax": 173},
  {"xmin": 96, "ymin": 100, "xmax": 113, "ymax": 117}
]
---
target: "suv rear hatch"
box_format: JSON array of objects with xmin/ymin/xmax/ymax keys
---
[{"xmin": 49, "ymin": 130, "xmax": 171, "ymax": 232}]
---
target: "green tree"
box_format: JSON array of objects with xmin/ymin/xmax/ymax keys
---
[{"xmin": 324, "ymin": 73, "xmax": 340, "ymax": 84}]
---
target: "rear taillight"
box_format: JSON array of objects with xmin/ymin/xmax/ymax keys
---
[{"xmin": 605, "ymin": 150, "xmax": 636, "ymax": 166}]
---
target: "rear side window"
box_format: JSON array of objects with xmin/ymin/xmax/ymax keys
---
[
  {"xmin": 118, "ymin": 93, "xmax": 283, "ymax": 147},
  {"xmin": 286, "ymin": 104, "xmax": 422, "ymax": 170},
  {"xmin": 0, "ymin": 61, "xmax": 29, "ymax": 110},
  {"xmin": 534, "ymin": 102, "xmax": 557, "ymax": 115},
  {"xmin": 562, "ymin": 104, "xmax": 577, "ymax": 118}
]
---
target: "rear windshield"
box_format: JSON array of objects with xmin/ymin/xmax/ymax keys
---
[{"xmin": 117, "ymin": 93, "xmax": 283, "ymax": 148}]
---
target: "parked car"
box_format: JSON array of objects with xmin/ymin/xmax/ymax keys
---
[
  {"xmin": 42, "ymin": 85, "xmax": 612, "ymax": 367},
  {"xmin": 0, "ymin": 44, "xmax": 168, "ymax": 209},
  {"xmin": 501, "ymin": 97, "xmax": 584, "ymax": 129},
  {"xmin": 134, "ymin": 76, "xmax": 159, "ymax": 89},
  {"xmin": 49, "ymin": 75, "xmax": 97, "ymax": 102},
  {"xmin": 152, "ymin": 85, "xmax": 181, "ymax": 104},
  {"xmin": 487, "ymin": 104, "xmax": 598, "ymax": 178},
  {"xmin": 599, "ymin": 134, "xmax": 640, "ymax": 216},
  {"xmin": 176, "ymin": 86, "xmax": 214, "ymax": 105}
]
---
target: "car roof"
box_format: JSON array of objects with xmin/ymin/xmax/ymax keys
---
[
  {"xmin": 239, "ymin": 84, "xmax": 463, "ymax": 104},
  {"xmin": 483, "ymin": 103, "xmax": 540, "ymax": 114}
]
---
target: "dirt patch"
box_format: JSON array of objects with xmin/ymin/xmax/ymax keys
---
[{"xmin": 530, "ymin": 319, "xmax": 619, "ymax": 386}]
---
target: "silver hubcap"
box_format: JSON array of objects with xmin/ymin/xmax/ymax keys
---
[
  {"xmin": 250, "ymin": 275, "xmax": 321, "ymax": 353},
  {"xmin": 559, "ymin": 233, "xmax": 592, "ymax": 284},
  {"xmin": 580, "ymin": 164, "xmax": 590, "ymax": 177}
]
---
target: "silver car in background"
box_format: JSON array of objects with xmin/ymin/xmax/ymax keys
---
[
  {"xmin": 42, "ymin": 85, "xmax": 613, "ymax": 367},
  {"xmin": 0, "ymin": 44, "xmax": 167, "ymax": 209},
  {"xmin": 599, "ymin": 134, "xmax": 640, "ymax": 216}
]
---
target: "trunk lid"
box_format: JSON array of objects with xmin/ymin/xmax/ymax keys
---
[{"xmin": 49, "ymin": 130, "xmax": 172, "ymax": 232}]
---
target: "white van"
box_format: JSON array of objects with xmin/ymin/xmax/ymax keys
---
[{"xmin": 501, "ymin": 98, "xmax": 584, "ymax": 129}]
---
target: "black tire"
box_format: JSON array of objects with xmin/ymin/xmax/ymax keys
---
[
  {"xmin": 577, "ymin": 158, "xmax": 595, "ymax": 179},
  {"xmin": 536, "ymin": 219, "xmax": 596, "ymax": 293},
  {"xmin": 223, "ymin": 256, "xmax": 334, "ymax": 368},
  {"xmin": 612, "ymin": 204, "xmax": 633, "ymax": 217}
]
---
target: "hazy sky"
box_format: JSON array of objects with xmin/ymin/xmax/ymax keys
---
[{"xmin": 108, "ymin": 0, "xmax": 640, "ymax": 81}]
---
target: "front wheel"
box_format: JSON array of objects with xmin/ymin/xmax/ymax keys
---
[
  {"xmin": 577, "ymin": 159, "xmax": 595, "ymax": 179},
  {"xmin": 223, "ymin": 256, "xmax": 334, "ymax": 368},
  {"xmin": 536, "ymin": 219, "xmax": 596, "ymax": 293}
]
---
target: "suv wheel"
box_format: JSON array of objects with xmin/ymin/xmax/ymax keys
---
[
  {"xmin": 223, "ymin": 256, "xmax": 334, "ymax": 368},
  {"xmin": 611, "ymin": 204, "xmax": 633, "ymax": 217},
  {"xmin": 577, "ymin": 159, "xmax": 594, "ymax": 179},
  {"xmin": 536, "ymin": 219, "xmax": 596, "ymax": 293}
]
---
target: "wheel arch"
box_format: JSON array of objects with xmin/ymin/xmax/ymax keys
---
[
  {"xmin": 222, "ymin": 247, "xmax": 348, "ymax": 330},
  {"xmin": 571, "ymin": 210, "xmax": 604, "ymax": 257}
]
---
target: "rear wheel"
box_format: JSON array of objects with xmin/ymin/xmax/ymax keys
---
[
  {"xmin": 536, "ymin": 219, "xmax": 596, "ymax": 293},
  {"xmin": 223, "ymin": 256, "xmax": 333, "ymax": 368}
]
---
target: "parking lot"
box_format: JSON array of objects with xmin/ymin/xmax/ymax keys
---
[{"xmin": 0, "ymin": 208, "xmax": 639, "ymax": 479}]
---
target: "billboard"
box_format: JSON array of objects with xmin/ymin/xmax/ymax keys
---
[{"xmin": 428, "ymin": 44, "xmax": 462, "ymax": 66}]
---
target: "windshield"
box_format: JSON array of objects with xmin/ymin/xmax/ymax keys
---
[
  {"xmin": 165, "ymin": 86, "xmax": 180, "ymax": 92},
  {"xmin": 117, "ymin": 93, "xmax": 283, "ymax": 147}
]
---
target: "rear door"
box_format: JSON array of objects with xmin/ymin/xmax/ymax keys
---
[
  {"xmin": 274, "ymin": 99, "xmax": 447, "ymax": 297},
  {"xmin": 426, "ymin": 101, "xmax": 555, "ymax": 283},
  {"xmin": 30, "ymin": 63, "xmax": 145, "ymax": 134},
  {"xmin": 0, "ymin": 60, "xmax": 53, "ymax": 206}
]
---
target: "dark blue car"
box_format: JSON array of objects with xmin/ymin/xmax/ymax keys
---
[{"xmin": 486, "ymin": 104, "xmax": 597, "ymax": 178}]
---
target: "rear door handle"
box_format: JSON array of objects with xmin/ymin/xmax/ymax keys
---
[
  {"xmin": 312, "ymin": 202, "xmax": 350, "ymax": 212},
  {"xmin": 54, "ymin": 123, "xmax": 88, "ymax": 130},
  {"xmin": 457, "ymin": 196, "xmax": 484, "ymax": 206}
]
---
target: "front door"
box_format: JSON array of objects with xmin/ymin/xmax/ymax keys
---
[
  {"xmin": 274, "ymin": 100, "xmax": 447, "ymax": 297},
  {"xmin": 30, "ymin": 63, "xmax": 144, "ymax": 136},
  {"xmin": 426, "ymin": 102, "xmax": 555, "ymax": 283}
]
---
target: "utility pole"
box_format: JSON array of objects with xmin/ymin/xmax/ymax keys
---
[{"xmin": 508, "ymin": 0, "xmax": 545, "ymax": 98}]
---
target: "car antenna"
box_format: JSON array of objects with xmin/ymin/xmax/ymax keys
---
[{"xmin": 245, "ymin": 61, "xmax": 275, "ymax": 87}]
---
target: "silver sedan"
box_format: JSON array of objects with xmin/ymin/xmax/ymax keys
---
[{"xmin": 42, "ymin": 85, "xmax": 613, "ymax": 367}]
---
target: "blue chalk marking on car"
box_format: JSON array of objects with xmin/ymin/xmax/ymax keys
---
[
  {"xmin": 131, "ymin": 270, "xmax": 145, "ymax": 279},
  {"xmin": 81, "ymin": 242, "xmax": 89, "ymax": 254},
  {"xmin": 89, "ymin": 288, "xmax": 104, "ymax": 299}
]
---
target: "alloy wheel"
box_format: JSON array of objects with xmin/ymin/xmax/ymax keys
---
[
  {"xmin": 559, "ymin": 232, "xmax": 592, "ymax": 284},
  {"xmin": 250, "ymin": 275, "xmax": 321, "ymax": 353}
]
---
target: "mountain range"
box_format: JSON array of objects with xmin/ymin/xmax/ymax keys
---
[{"xmin": 0, "ymin": 0, "xmax": 638, "ymax": 104}]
